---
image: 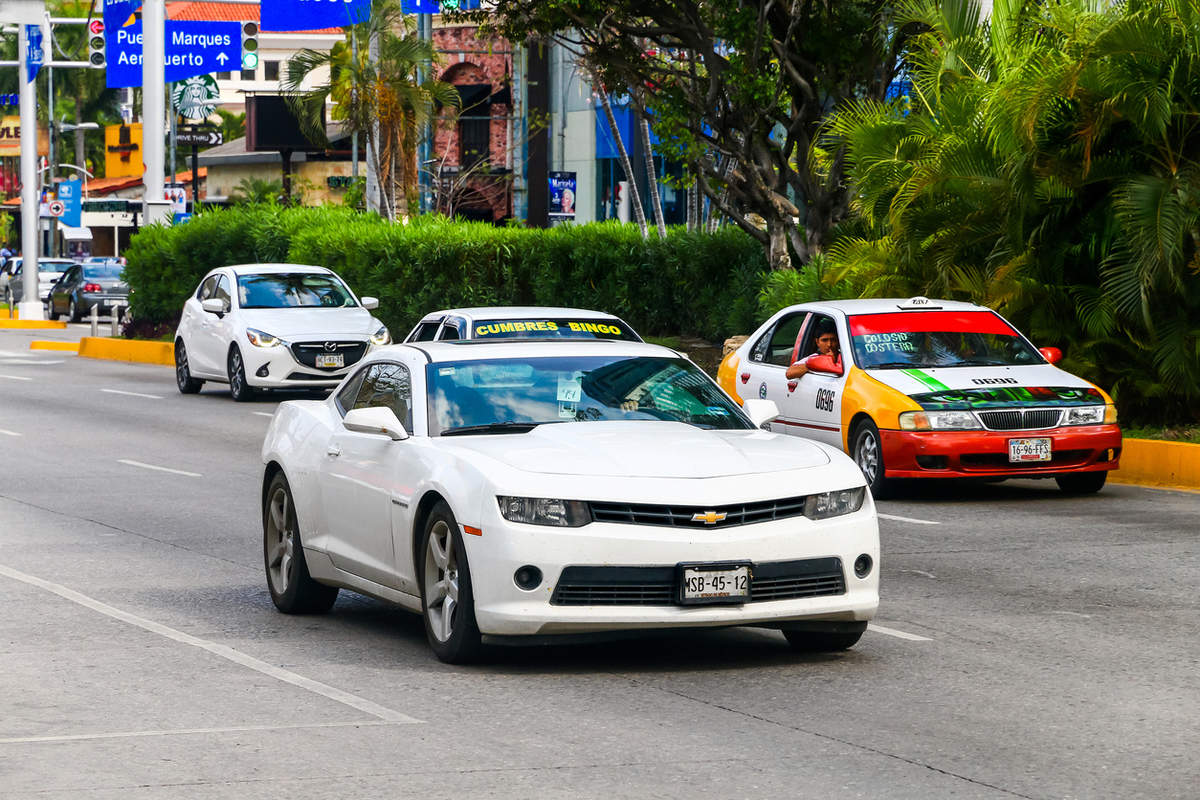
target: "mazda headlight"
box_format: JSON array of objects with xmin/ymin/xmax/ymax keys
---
[
  {"xmin": 245, "ymin": 328, "xmax": 283, "ymax": 348},
  {"xmin": 804, "ymin": 487, "xmax": 867, "ymax": 520},
  {"xmin": 370, "ymin": 325, "xmax": 391, "ymax": 346},
  {"xmin": 1065, "ymin": 405, "xmax": 1107, "ymax": 426},
  {"xmin": 497, "ymin": 496, "xmax": 590, "ymax": 527},
  {"xmin": 898, "ymin": 410, "xmax": 981, "ymax": 431}
]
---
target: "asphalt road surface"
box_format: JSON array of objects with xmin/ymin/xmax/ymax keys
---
[{"xmin": 1, "ymin": 331, "xmax": 1197, "ymax": 798}]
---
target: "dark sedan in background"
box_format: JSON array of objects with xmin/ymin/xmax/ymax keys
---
[{"xmin": 48, "ymin": 261, "xmax": 129, "ymax": 321}]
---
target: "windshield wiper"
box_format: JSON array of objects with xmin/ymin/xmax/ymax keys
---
[
  {"xmin": 951, "ymin": 359, "xmax": 1008, "ymax": 367},
  {"xmin": 441, "ymin": 421, "xmax": 544, "ymax": 436},
  {"xmin": 868, "ymin": 361, "xmax": 920, "ymax": 369}
]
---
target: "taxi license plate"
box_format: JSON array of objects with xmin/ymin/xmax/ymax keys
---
[
  {"xmin": 1008, "ymin": 437, "xmax": 1051, "ymax": 463},
  {"xmin": 316, "ymin": 354, "xmax": 344, "ymax": 368},
  {"xmin": 678, "ymin": 562, "xmax": 751, "ymax": 605}
]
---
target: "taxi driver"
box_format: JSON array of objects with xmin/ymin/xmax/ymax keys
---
[{"xmin": 786, "ymin": 319, "xmax": 844, "ymax": 379}]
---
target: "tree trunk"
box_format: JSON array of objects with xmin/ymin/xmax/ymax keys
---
[
  {"xmin": 598, "ymin": 90, "xmax": 647, "ymax": 237},
  {"xmin": 766, "ymin": 216, "xmax": 792, "ymax": 271},
  {"xmin": 639, "ymin": 115, "xmax": 666, "ymax": 237}
]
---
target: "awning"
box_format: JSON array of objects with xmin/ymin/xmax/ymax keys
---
[{"xmin": 61, "ymin": 225, "xmax": 93, "ymax": 241}]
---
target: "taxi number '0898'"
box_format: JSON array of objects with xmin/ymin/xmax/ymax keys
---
[{"xmin": 815, "ymin": 388, "xmax": 836, "ymax": 412}]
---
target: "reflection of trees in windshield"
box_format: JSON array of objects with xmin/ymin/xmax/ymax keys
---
[
  {"xmin": 237, "ymin": 274, "xmax": 356, "ymax": 308},
  {"xmin": 853, "ymin": 331, "xmax": 1039, "ymax": 368}
]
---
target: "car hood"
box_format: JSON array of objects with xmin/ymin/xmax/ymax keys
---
[
  {"xmin": 865, "ymin": 364, "xmax": 1106, "ymax": 407},
  {"xmin": 236, "ymin": 307, "xmax": 379, "ymax": 339},
  {"xmin": 442, "ymin": 421, "xmax": 831, "ymax": 478}
]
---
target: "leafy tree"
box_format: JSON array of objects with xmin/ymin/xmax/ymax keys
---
[
  {"xmin": 230, "ymin": 177, "xmax": 283, "ymax": 205},
  {"xmin": 216, "ymin": 109, "xmax": 246, "ymax": 144}
]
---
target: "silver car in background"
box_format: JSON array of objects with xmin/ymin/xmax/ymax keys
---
[{"xmin": 48, "ymin": 261, "xmax": 130, "ymax": 321}]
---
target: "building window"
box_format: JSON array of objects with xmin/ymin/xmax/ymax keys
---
[
  {"xmin": 455, "ymin": 84, "xmax": 493, "ymax": 169},
  {"xmin": 265, "ymin": 61, "xmax": 279, "ymax": 81},
  {"xmin": 217, "ymin": 71, "xmax": 231, "ymax": 80},
  {"xmin": 241, "ymin": 68, "xmax": 256, "ymax": 81}
]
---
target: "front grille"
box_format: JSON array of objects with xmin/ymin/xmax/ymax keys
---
[
  {"xmin": 550, "ymin": 558, "xmax": 846, "ymax": 606},
  {"xmin": 959, "ymin": 449, "xmax": 1091, "ymax": 469},
  {"xmin": 978, "ymin": 409, "xmax": 1063, "ymax": 430},
  {"xmin": 289, "ymin": 340, "xmax": 368, "ymax": 370},
  {"xmin": 588, "ymin": 496, "xmax": 808, "ymax": 529}
]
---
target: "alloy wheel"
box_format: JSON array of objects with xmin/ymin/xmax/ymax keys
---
[
  {"xmin": 265, "ymin": 485, "xmax": 295, "ymax": 595},
  {"xmin": 856, "ymin": 430, "xmax": 879, "ymax": 483},
  {"xmin": 423, "ymin": 520, "xmax": 459, "ymax": 643}
]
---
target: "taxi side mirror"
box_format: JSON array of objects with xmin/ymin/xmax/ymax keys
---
[
  {"xmin": 741, "ymin": 399, "xmax": 779, "ymax": 429},
  {"xmin": 1039, "ymin": 346, "xmax": 1063, "ymax": 365}
]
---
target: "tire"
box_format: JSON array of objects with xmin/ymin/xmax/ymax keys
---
[
  {"xmin": 175, "ymin": 340, "xmax": 204, "ymax": 394},
  {"xmin": 420, "ymin": 501, "xmax": 482, "ymax": 664},
  {"xmin": 48, "ymin": 300, "xmax": 60, "ymax": 320},
  {"xmin": 228, "ymin": 346, "xmax": 256, "ymax": 402},
  {"xmin": 852, "ymin": 418, "xmax": 894, "ymax": 499},
  {"xmin": 1056, "ymin": 471, "xmax": 1107, "ymax": 495},
  {"xmin": 783, "ymin": 629, "xmax": 864, "ymax": 652},
  {"xmin": 263, "ymin": 471, "xmax": 339, "ymax": 614},
  {"xmin": 67, "ymin": 298, "xmax": 80, "ymax": 323}
]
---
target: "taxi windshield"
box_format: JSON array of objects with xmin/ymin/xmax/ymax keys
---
[
  {"xmin": 237, "ymin": 273, "xmax": 357, "ymax": 309},
  {"xmin": 427, "ymin": 355, "xmax": 752, "ymax": 435},
  {"xmin": 472, "ymin": 318, "xmax": 640, "ymax": 341},
  {"xmin": 849, "ymin": 311, "xmax": 1042, "ymax": 369}
]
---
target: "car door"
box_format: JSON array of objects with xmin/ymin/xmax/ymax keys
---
[
  {"xmin": 320, "ymin": 360, "xmax": 421, "ymax": 592},
  {"xmin": 179, "ymin": 275, "xmax": 218, "ymax": 375},
  {"xmin": 787, "ymin": 313, "xmax": 850, "ymax": 448},
  {"xmin": 51, "ymin": 266, "xmax": 79, "ymax": 315},
  {"xmin": 740, "ymin": 310, "xmax": 807, "ymax": 432},
  {"xmin": 193, "ymin": 273, "xmax": 235, "ymax": 376}
]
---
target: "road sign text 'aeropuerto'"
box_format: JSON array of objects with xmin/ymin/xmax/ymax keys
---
[{"xmin": 107, "ymin": 21, "xmax": 240, "ymax": 88}]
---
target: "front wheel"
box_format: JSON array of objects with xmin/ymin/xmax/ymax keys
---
[
  {"xmin": 263, "ymin": 471, "xmax": 339, "ymax": 613},
  {"xmin": 175, "ymin": 340, "xmax": 203, "ymax": 394},
  {"xmin": 228, "ymin": 346, "xmax": 256, "ymax": 402},
  {"xmin": 1056, "ymin": 471, "xmax": 1107, "ymax": 494},
  {"xmin": 852, "ymin": 419, "xmax": 894, "ymax": 499},
  {"xmin": 420, "ymin": 502, "xmax": 482, "ymax": 664}
]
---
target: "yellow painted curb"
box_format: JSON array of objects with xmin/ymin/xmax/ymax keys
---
[
  {"xmin": 0, "ymin": 319, "xmax": 68, "ymax": 329},
  {"xmin": 30, "ymin": 340, "xmax": 80, "ymax": 352},
  {"xmin": 1112, "ymin": 437, "xmax": 1200, "ymax": 492},
  {"xmin": 77, "ymin": 337, "xmax": 175, "ymax": 366}
]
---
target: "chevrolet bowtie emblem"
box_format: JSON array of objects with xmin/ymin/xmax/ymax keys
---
[{"xmin": 692, "ymin": 511, "xmax": 727, "ymax": 525}]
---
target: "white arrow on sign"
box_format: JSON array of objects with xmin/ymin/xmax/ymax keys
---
[{"xmin": 216, "ymin": 53, "xmax": 228, "ymax": 65}]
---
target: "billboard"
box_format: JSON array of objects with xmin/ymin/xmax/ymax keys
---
[
  {"xmin": 549, "ymin": 171, "xmax": 577, "ymax": 219},
  {"xmin": 0, "ymin": 114, "xmax": 49, "ymax": 157}
]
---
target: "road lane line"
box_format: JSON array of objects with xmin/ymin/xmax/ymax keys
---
[
  {"xmin": 0, "ymin": 428, "xmax": 21, "ymax": 437},
  {"xmin": 0, "ymin": 720, "xmax": 397, "ymax": 745},
  {"xmin": 878, "ymin": 513, "xmax": 940, "ymax": 525},
  {"xmin": 252, "ymin": 411, "xmax": 274, "ymax": 417},
  {"xmin": 868, "ymin": 623, "xmax": 933, "ymax": 641},
  {"xmin": 0, "ymin": 374, "xmax": 32, "ymax": 381},
  {"xmin": 117, "ymin": 459, "xmax": 202, "ymax": 478},
  {"xmin": 0, "ymin": 563, "xmax": 422, "ymax": 725},
  {"xmin": 101, "ymin": 388, "xmax": 163, "ymax": 400},
  {"xmin": 0, "ymin": 358, "xmax": 63, "ymax": 365}
]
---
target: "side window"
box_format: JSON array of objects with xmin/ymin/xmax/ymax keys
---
[
  {"xmin": 410, "ymin": 321, "xmax": 440, "ymax": 342},
  {"xmin": 754, "ymin": 313, "xmax": 806, "ymax": 366},
  {"xmin": 336, "ymin": 367, "xmax": 370, "ymax": 415},
  {"xmin": 351, "ymin": 362, "xmax": 413, "ymax": 432},
  {"xmin": 214, "ymin": 275, "xmax": 232, "ymax": 309},
  {"xmin": 196, "ymin": 275, "xmax": 218, "ymax": 301},
  {"xmin": 437, "ymin": 319, "xmax": 463, "ymax": 341},
  {"xmin": 798, "ymin": 314, "xmax": 837, "ymax": 362}
]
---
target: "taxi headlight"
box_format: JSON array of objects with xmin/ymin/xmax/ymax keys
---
[
  {"xmin": 804, "ymin": 487, "xmax": 866, "ymax": 520},
  {"xmin": 898, "ymin": 410, "xmax": 981, "ymax": 431},
  {"xmin": 245, "ymin": 328, "xmax": 283, "ymax": 348},
  {"xmin": 370, "ymin": 325, "xmax": 391, "ymax": 346},
  {"xmin": 1065, "ymin": 405, "xmax": 1106, "ymax": 426},
  {"xmin": 497, "ymin": 496, "xmax": 591, "ymax": 527}
]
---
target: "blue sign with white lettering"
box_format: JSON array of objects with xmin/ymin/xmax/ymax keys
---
[
  {"xmin": 58, "ymin": 178, "xmax": 82, "ymax": 228},
  {"xmin": 25, "ymin": 24, "xmax": 43, "ymax": 83},
  {"xmin": 103, "ymin": 0, "xmax": 139, "ymax": 28},
  {"xmin": 106, "ymin": 20, "xmax": 241, "ymax": 89},
  {"xmin": 401, "ymin": 0, "xmax": 482, "ymax": 10},
  {"xmin": 260, "ymin": 0, "xmax": 371, "ymax": 33}
]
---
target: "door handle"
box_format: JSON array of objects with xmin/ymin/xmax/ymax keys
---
[{"xmin": 326, "ymin": 444, "xmax": 342, "ymax": 457}]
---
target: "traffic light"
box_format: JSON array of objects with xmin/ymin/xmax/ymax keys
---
[
  {"xmin": 240, "ymin": 21, "xmax": 259, "ymax": 71},
  {"xmin": 88, "ymin": 19, "xmax": 105, "ymax": 68}
]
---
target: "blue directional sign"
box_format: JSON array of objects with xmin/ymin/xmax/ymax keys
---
[
  {"xmin": 25, "ymin": 24, "xmax": 43, "ymax": 83},
  {"xmin": 261, "ymin": 0, "xmax": 370, "ymax": 33},
  {"xmin": 103, "ymin": 0, "xmax": 139, "ymax": 29},
  {"xmin": 106, "ymin": 20, "xmax": 241, "ymax": 89},
  {"xmin": 58, "ymin": 178, "xmax": 83, "ymax": 228}
]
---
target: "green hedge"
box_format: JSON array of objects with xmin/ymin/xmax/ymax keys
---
[{"xmin": 124, "ymin": 206, "xmax": 769, "ymax": 342}]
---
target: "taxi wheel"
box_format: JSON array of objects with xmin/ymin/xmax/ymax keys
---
[
  {"xmin": 228, "ymin": 346, "xmax": 257, "ymax": 402},
  {"xmin": 175, "ymin": 340, "xmax": 203, "ymax": 394},
  {"xmin": 852, "ymin": 419, "xmax": 894, "ymax": 499},
  {"xmin": 263, "ymin": 472, "xmax": 339, "ymax": 614},
  {"xmin": 783, "ymin": 629, "xmax": 863, "ymax": 652},
  {"xmin": 1056, "ymin": 471, "xmax": 1107, "ymax": 494},
  {"xmin": 420, "ymin": 502, "xmax": 482, "ymax": 664}
]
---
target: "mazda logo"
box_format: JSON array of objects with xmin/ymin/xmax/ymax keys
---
[{"xmin": 323, "ymin": 342, "xmax": 337, "ymax": 353}]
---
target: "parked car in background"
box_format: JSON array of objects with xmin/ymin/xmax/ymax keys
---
[
  {"xmin": 1, "ymin": 258, "xmax": 76, "ymax": 305},
  {"xmin": 405, "ymin": 307, "xmax": 643, "ymax": 343},
  {"xmin": 48, "ymin": 262, "xmax": 130, "ymax": 321}
]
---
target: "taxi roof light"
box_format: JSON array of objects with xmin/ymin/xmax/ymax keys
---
[{"xmin": 896, "ymin": 296, "xmax": 944, "ymax": 311}]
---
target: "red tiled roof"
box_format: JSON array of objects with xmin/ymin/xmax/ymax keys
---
[
  {"xmin": 3, "ymin": 168, "xmax": 209, "ymax": 205},
  {"xmin": 166, "ymin": 2, "xmax": 342, "ymax": 34}
]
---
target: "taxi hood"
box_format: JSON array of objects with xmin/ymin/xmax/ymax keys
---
[
  {"xmin": 865, "ymin": 364, "xmax": 1105, "ymax": 407},
  {"xmin": 443, "ymin": 421, "xmax": 831, "ymax": 478},
  {"xmin": 236, "ymin": 307, "xmax": 379, "ymax": 339}
]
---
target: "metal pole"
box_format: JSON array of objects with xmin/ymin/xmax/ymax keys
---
[
  {"xmin": 191, "ymin": 143, "xmax": 199, "ymax": 210},
  {"xmin": 350, "ymin": 28, "xmax": 358, "ymax": 180},
  {"xmin": 512, "ymin": 43, "xmax": 527, "ymax": 222},
  {"xmin": 417, "ymin": 12, "xmax": 431, "ymax": 214},
  {"xmin": 18, "ymin": 23, "xmax": 42, "ymax": 320},
  {"xmin": 168, "ymin": 82, "xmax": 177, "ymax": 181},
  {"xmin": 47, "ymin": 60, "xmax": 56, "ymax": 256},
  {"xmin": 365, "ymin": 29, "xmax": 380, "ymax": 215},
  {"xmin": 142, "ymin": 0, "xmax": 166, "ymax": 222}
]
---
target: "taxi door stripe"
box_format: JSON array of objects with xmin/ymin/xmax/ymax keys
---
[
  {"xmin": 901, "ymin": 368, "xmax": 950, "ymax": 392},
  {"xmin": 774, "ymin": 419, "xmax": 840, "ymax": 432}
]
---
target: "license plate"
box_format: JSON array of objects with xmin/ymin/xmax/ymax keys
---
[
  {"xmin": 316, "ymin": 354, "xmax": 344, "ymax": 368},
  {"xmin": 1009, "ymin": 437, "xmax": 1051, "ymax": 463},
  {"xmin": 678, "ymin": 563, "xmax": 751, "ymax": 605}
]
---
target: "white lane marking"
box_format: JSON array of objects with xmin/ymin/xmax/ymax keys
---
[
  {"xmin": 0, "ymin": 358, "xmax": 63, "ymax": 365},
  {"xmin": 0, "ymin": 373, "xmax": 33, "ymax": 381},
  {"xmin": 0, "ymin": 428, "xmax": 21, "ymax": 437},
  {"xmin": 869, "ymin": 623, "xmax": 933, "ymax": 641},
  {"xmin": 0, "ymin": 563, "xmax": 422, "ymax": 725},
  {"xmin": 1050, "ymin": 611, "xmax": 1093, "ymax": 619},
  {"xmin": 101, "ymin": 388, "xmax": 163, "ymax": 400},
  {"xmin": 898, "ymin": 569, "xmax": 937, "ymax": 579},
  {"xmin": 117, "ymin": 459, "xmax": 202, "ymax": 478},
  {"xmin": 0, "ymin": 720, "xmax": 396, "ymax": 745},
  {"xmin": 878, "ymin": 513, "xmax": 941, "ymax": 525},
  {"xmin": 252, "ymin": 411, "xmax": 274, "ymax": 417}
]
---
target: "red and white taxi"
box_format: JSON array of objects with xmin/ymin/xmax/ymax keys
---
[{"xmin": 718, "ymin": 298, "xmax": 1122, "ymax": 496}]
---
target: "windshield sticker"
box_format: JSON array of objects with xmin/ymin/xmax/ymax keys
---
[
  {"xmin": 438, "ymin": 367, "xmax": 456, "ymax": 376},
  {"xmin": 850, "ymin": 311, "xmax": 1018, "ymax": 336},
  {"xmin": 476, "ymin": 321, "xmax": 560, "ymax": 336},
  {"xmin": 557, "ymin": 375, "xmax": 583, "ymax": 403},
  {"xmin": 912, "ymin": 386, "xmax": 1103, "ymax": 409},
  {"xmin": 566, "ymin": 321, "xmax": 623, "ymax": 336},
  {"xmin": 901, "ymin": 369, "xmax": 951, "ymax": 392},
  {"xmin": 859, "ymin": 333, "xmax": 917, "ymax": 353},
  {"xmin": 558, "ymin": 402, "xmax": 577, "ymax": 419}
]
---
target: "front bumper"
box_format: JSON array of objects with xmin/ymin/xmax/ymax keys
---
[
  {"xmin": 241, "ymin": 342, "xmax": 368, "ymax": 389},
  {"xmin": 880, "ymin": 424, "xmax": 1122, "ymax": 479},
  {"xmin": 463, "ymin": 504, "xmax": 880, "ymax": 637}
]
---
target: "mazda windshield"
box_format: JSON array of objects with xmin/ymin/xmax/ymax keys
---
[
  {"xmin": 849, "ymin": 311, "xmax": 1043, "ymax": 369},
  {"xmin": 237, "ymin": 273, "xmax": 357, "ymax": 309}
]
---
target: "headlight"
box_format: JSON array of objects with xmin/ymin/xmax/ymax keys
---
[
  {"xmin": 245, "ymin": 328, "xmax": 283, "ymax": 348},
  {"xmin": 370, "ymin": 325, "xmax": 391, "ymax": 346},
  {"xmin": 497, "ymin": 496, "xmax": 590, "ymax": 527},
  {"xmin": 898, "ymin": 410, "xmax": 981, "ymax": 431},
  {"xmin": 1065, "ymin": 405, "xmax": 1107, "ymax": 425},
  {"xmin": 804, "ymin": 487, "xmax": 866, "ymax": 520}
]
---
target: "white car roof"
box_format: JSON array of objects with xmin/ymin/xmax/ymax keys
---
[
  {"xmin": 225, "ymin": 263, "xmax": 333, "ymax": 276},
  {"xmin": 793, "ymin": 297, "xmax": 990, "ymax": 316},
  {"xmin": 374, "ymin": 339, "xmax": 677, "ymax": 364},
  {"xmin": 419, "ymin": 306, "xmax": 625, "ymax": 322}
]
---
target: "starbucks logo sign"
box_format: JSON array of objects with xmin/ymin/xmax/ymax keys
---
[{"xmin": 172, "ymin": 74, "xmax": 220, "ymax": 121}]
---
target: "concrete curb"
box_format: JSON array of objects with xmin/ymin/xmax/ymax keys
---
[
  {"xmin": 77, "ymin": 337, "xmax": 175, "ymax": 366},
  {"xmin": 0, "ymin": 319, "xmax": 68, "ymax": 330},
  {"xmin": 30, "ymin": 341, "xmax": 80, "ymax": 352},
  {"xmin": 1113, "ymin": 438, "xmax": 1200, "ymax": 492}
]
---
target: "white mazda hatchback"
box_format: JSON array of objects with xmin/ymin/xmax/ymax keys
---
[{"xmin": 174, "ymin": 264, "xmax": 390, "ymax": 400}]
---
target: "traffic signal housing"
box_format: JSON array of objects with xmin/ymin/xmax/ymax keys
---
[
  {"xmin": 240, "ymin": 21, "xmax": 259, "ymax": 70},
  {"xmin": 88, "ymin": 20, "xmax": 105, "ymax": 68}
]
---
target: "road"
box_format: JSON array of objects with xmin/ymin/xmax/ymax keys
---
[{"xmin": 1, "ymin": 332, "xmax": 1197, "ymax": 798}]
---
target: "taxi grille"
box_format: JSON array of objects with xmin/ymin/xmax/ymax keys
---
[
  {"xmin": 977, "ymin": 409, "xmax": 1062, "ymax": 430},
  {"xmin": 289, "ymin": 341, "xmax": 368, "ymax": 370},
  {"xmin": 550, "ymin": 558, "xmax": 845, "ymax": 606},
  {"xmin": 588, "ymin": 496, "xmax": 808, "ymax": 529}
]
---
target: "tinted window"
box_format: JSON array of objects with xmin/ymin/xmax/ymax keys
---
[
  {"xmin": 410, "ymin": 321, "xmax": 441, "ymax": 342},
  {"xmin": 336, "ymin": 368, "xmax": 369, "ymax": 414},
  {"xmin": 754, "ymin": 313, "xmax": 805, "ymax": 366},
  {"xmin": 214, "ymin": 275, "xmax": 232, "ymax": 308},
  {"xmin": 236, "ymin": 273, "xmax": 356, "ymax": 309},
  {"xmin": 352, "ymin": 362, "xmax": 413, "ymax": 432},
  {"xmin": 437, "ymin": 321, "xmax": 462, "ymax": 341},
  {"xmin": 83, "ymin": 264, "xmax": 124, "ymax": 279}
]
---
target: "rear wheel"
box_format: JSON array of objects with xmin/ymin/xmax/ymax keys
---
[
  {"xmin": 852, "ymin": 419, "xmax": 894, "ymax": 499},
  {"xmin": 1056, "ymin": 471, "xmax": 1107, "ymax": 494},
  {"xmin": 48, "ymin": 299, "xmax": 60, "ymax": 320},
  {"xmin": 263, "ymin": 472, "xmax": 339, "ymax": 614},
  {"xmin": 420, "ymin": 502, "xmax": 482, "ymax": 664},
  {"xmin": 67, "ymin": 298, "xmax": 80, "ymax": 323},
  {"xmin": 175, "ymin": 340, "xmax": 203, "ymax": 394},
  {"xmin": 228, "ymin": 346, "xmax": 256, "ymax": 402}
]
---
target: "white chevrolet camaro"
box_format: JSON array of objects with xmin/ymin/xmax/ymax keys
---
[
  {"xmin": 260, "ymin": 339, "xmax": 880, "ymax": 663},
  {"xmin": 174, "ymin": 264, "xmax": 391, "ymax": 400}
]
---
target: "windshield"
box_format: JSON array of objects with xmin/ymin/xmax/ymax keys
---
[
  {"xmin": 472, "ymin": 317, "xmax": 641, "ymax": 341},
  {"xmin": 236, "ymin": 273, "xmax": 357, "ymax": 309},
  {"xmin": 84, "ymin": 264, "xmax": 124, "ymax": 279},
  {"xmin": 849, "ymin": 311, "xmax": 1042, "ymax": 368},
  {"xmin": 427, "ymin": 355, "xmax": 753, "ymax": 435},
  {"xmin": 38, "ymin": 261, "xmax": 73, "ymax": 274}
]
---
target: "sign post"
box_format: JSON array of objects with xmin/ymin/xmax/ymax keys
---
[{"xmin": 16, "ymin": 20, "xmax": 40, "ymax": 319}]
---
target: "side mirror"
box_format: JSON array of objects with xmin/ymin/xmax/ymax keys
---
[
  {"xmin": 343, "ymin": 406, "xmax": 408, "ymax": 440},
  {"xmin": 201, "ymin": 298, "xmax": 226, "ymax": 316},
  {"xmin": 1039, "ymin": 346, "xmax": 1063, "ymax": 365},
  {"xmin": 741, "ymin": 398, "xmax": 780, "ymax": 429},
  {"xmin": 360, "ymin": 296, "xmax": 379, "ymax": 310}
]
